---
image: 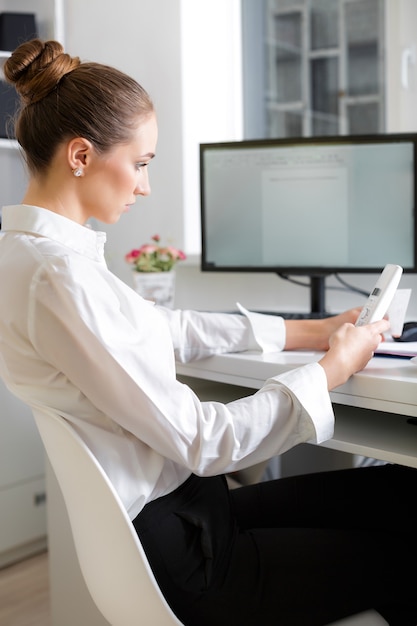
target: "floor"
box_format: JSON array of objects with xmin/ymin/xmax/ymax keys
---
[{"xmin": 0, "ymin": 551, "xmax": 51, "ymax": 626}]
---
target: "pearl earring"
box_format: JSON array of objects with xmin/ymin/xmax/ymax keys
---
[{"xmin": 73, "ymin": 168, "xmax": 83, "ymax": 177}]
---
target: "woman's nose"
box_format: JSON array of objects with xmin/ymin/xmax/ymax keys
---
[{"xmin": 135, "ymin": 170, "xmax": 151, "ymax": 196}]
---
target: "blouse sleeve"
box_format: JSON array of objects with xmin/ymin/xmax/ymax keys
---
[
  {"xmin": 26, "ymin": 256, "xmax": 333, "ymax": 476},
  {"xmin": 158, "ymin": 302, "xmax": 286, "ymax": 362}
]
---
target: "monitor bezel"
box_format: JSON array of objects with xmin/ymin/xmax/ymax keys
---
[{"xmin": 200, "ymin": 132, "xmax": 417, "ymax": 277}]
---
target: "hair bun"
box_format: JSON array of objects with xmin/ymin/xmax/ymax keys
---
[{"xmin": 3, "ymin": 39, "xmax": 80, "ymax": 105}]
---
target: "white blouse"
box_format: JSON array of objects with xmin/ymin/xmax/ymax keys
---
[{"xmin": 0, "ymin": 204, "xmax": 334, "ymax": 520}]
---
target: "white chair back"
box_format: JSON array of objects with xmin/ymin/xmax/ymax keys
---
[{"xmin": 33, "ymin": 409, "xmax": 183, "ymax": 626}]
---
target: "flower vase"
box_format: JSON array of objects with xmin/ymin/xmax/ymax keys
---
[{"xmin": 132, "ymin": 271, "xmax": 176, "ymax": 308}]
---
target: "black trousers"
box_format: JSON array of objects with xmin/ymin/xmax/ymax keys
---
[{"xmin": 132, "ymin": 464, "xmax": 417, "ymax": 626}]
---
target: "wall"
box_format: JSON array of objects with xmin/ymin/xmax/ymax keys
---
[
  {"xmin": 64, "ymin": 0, "xmax": 242, "ymax": 284},
  {"xmin": 64, "ymin": 0, "xmax": 185, "ymax": 284}
]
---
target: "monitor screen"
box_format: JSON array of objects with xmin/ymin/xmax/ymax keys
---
[{"xmin": 200, "ymin": 133, "xmax": 417, "ymax": 312}]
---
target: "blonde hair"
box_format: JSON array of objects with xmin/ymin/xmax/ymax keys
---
[{"xmin": 4, "ymin": 39, "xmax": 154, "ymax": 174}]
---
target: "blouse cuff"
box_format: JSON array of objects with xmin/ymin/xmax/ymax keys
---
[
  {"xmin": 269, "ymin": 361, "xmax": 334, "ymax": 444},
  {"xmin": 237, "ymin": 302, "xmax": 286, "ymax": 352}
]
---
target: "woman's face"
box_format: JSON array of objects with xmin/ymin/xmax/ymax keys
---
[{"xmin": 79, "ymin": 113, "xmax": 158, "ymax": 224}]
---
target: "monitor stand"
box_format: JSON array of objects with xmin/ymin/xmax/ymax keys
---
[
  {"xmin": 310, "ymin": 275, "xmax": 327, "ymax": 315},
  {"xmin": 267, "ymin": 274, "xmax": 333, "ymax": 319}
]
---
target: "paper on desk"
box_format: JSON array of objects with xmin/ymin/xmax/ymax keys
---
[
  {"xmin": 388, "ymin": 289, "xmax": 412, "ymax": 337},
  {"xmin": 375, "ymin": 338, "xmax": 417, "ymax": 357},
  {"xmin": 375, "ymin": 288, "xmax": 415, "ymax": 356}
]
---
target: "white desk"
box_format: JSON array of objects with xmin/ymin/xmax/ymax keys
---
[{"xmin": 176, "ymin": 351, "xmax": 417, "ymax": 469}]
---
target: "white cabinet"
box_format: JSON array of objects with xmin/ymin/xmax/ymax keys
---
[
  {"xmin": 0, "ymin": 0, "xmax": 63, "ymax": 143},
  {"xmin": 243, "ymin": 0, "xmax": 386, "ymax": 139},
  {"xmin": 0, "ymin": 0, "xmax": 64, "ymax": 211},
  {"xmin": 0, "ymin": 378, "xmax": 47, "ymax": 567},
  {"xmin": 0, "ymin": 0, "xmax": 64, "ymax": 567},
  {"xmin": 264, "ymin": 0, "xmax": 385, "ymax": 137}
]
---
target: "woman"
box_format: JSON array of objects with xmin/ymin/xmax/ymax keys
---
[{"xmin": 0, "ymin": 39, "xmax": 415, "ymax": 625}]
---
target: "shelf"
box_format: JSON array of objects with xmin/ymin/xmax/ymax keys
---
[
  {"xmin": 0, "ymin": 138, "xmax": 18, "ymax": 149},
  {"xmin": 0, "ymin": 51, "xmax": 8, "ymax": 75},
  {"xmin": 330, "ymin": 404, "xmax": 417, "ymax": 468}
]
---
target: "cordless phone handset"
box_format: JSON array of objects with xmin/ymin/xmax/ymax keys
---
[{"xmin": 355, "ymin": 264, "xmax": 403, "ymax": 327}]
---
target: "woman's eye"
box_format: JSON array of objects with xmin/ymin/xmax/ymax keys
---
[{"xmin": 136, "ymin": 162, "xmax": 148, "ymax": 171}]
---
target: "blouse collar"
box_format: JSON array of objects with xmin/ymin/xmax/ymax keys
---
[{"xmin": 1, "ymin": 204, "xmax": 107, "ymax": 262}]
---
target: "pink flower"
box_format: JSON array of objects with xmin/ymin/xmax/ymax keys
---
[
  {"xmin": 125, "ymin": 249, "xmax": 141, "ymax": 263},
  {"xmin": 125, "ymin": 236, "xmax": 186, "ymax": 272},
  {"xmin": 166, "ymin": 246, "xmax": 186, "ymax": 260},
  {"xmin": 139, "ymin": 244, "xmax": 158, "ymax": 254}
]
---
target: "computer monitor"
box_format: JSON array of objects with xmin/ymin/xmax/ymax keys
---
[{"xmin": 200, "ymin": 133, "xmax": 417, "ymax": 314}]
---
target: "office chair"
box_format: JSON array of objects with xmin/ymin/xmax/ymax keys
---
[
  {"xmin": 34, "ymin": 409, "xmax": 387, "ymax": 626},
  {"xmin": 33, "ymin": 409, "xmax": 183, "ymax": 626}
]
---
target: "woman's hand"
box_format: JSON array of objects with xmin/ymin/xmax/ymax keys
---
[
  {"xmin": 318, "ymin": 318, "xmax": 390, "ymax": 390},
  {"xmin": 313, "ymin": 308, "xmax": 363, "ymax": 350},
  {"xmin": 284, "ymin": 307, "xmax": 363, "ymax": 351}
]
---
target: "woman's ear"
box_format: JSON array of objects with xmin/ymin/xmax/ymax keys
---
[{"xmin": 67, "ymin": 137, "xmax": 93, "ymax": 176}]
